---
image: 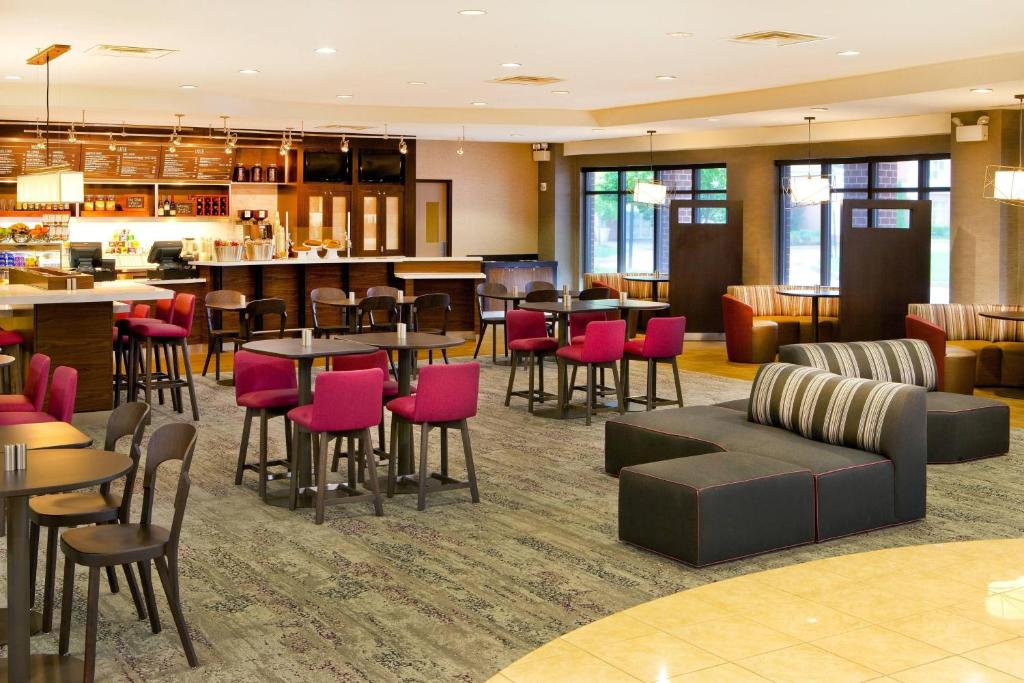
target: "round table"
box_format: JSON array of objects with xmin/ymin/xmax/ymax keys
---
[
  {"xmin": 0, "ymin": 355, "xmax": 15, "ymax": 394},
  {"xmin": 354, "ymin": 332, "xmax": 465, "ymax": 480},
  {"xmin": 778, "ymin": 288, "xmax": 840, "ymax": 342},
  {"xmin": 590, "ymin": 299, "xmax": 671, "ymax": 338},
  {"xmin": 518, "ymin": 300, "xmax": 616, "ymax": 347},
  {"xmin": 0, "ymin": 449, "xmax": 132, "ymax": 682},
  {"xmin": 623, "ymin": 274, "xmax": 670, "ymax": 303}
]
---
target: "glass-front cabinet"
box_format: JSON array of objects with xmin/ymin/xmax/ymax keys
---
[
  {"xmin": 357, "ymin": 188, "xmax": 403, "ymax": 256},
  {"xmin": 299, "ymin": 184, "xmax": 351, "ymax": 244}
]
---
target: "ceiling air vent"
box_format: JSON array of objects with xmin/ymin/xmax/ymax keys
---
[
  {"xmin": 85, "ymin": 44, "xmax": 178, "ymax": 59},
  {"xmin": 489, "ymin": 75, "xmax": 564, "ymax": 86},
  {"xmin": 729, "ymin": 31, "xmax": 831, "ymax": 47}
]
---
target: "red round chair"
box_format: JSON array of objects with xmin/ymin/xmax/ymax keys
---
[
  {"xmin": 504, "ymin": 309, "xmax": 558, "ymax": 413},
  {"xmin": 0, "ymin": 366, "xmax": 77, "ymax": 425},
  {"xmin": 129, "ymin": 293, "xmax": 199, "ymax": 420},
  {"xmin": 0, "ymin": 353, "xmax": 50, "ymax": 413},
  {"xmin": 113, "ymin": 303, "xmax": 151, "ymax": 406},
  {"xmin": 331, "ymin": 350, "xmax": 408, "ymax": 464},
  {"xmin": 556, "ymin": 319, "xmax": 626, "ymax": 425},
  {"xmin": 621, "ymin": 316, "xmax": 686, "ymax": 410}
]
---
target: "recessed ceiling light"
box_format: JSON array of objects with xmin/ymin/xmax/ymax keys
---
[
  {"xmin": 336, "ymin": 94, "xmax": 353, "ymax": 99},
  {"xmin": 551, "ymin": 90, "xmax": 570, "ymax": 95},
  {"xmin": 656, "ymin": 75, "xmax": 677, "ymax": 80},
  {"xmin": 970, "ymin": 87, "xmax": 993, "ymax": 94},
  {"xmin": 471, "ymin": 101, "xmax": 487, "ymax": 106},
  {"xmin": 179, "ymin": 84, "xmax": 198, "ymax": 89},
  {"xmin": 707, "ymin": 118, "xmax": 720, "ymax": 122},
  {"xmin": 666, "ymin": 32, "xmax": 693, "ymax": 38},
  {"xmin": 239, "ymin": 68, "xmax": 260, "ymax": 75},
  {"xmin": 592, "ymin": 128, "xmax": 605, "ymax": 132},
  {"xmin": 314, "ymin": 47, "xmax": 337, "ymax": 55},
  {"xmin": 811, "ymin": 107, "xmax": 829, "ymax": 111},
  {"xmin": 509, "ymin": 133, "xmax": 522, "ymax": 137},
  {"xmin": 501, "ymin": 62, "xmax": 521, "ymax": 68},
  {"xmin": 836, "ymin": 50, "xmax": 860, "ymax": 57},
  {"xmin": 458, "ymin": 9, "xmax": 486, "ymax": 15},
  {"xmin": 4, "ymin": 75, "xmax": 22, "ymax": 81},
  {"xmin": 407, "ymin": 81, "xmax": 426, "ymax": 86}
]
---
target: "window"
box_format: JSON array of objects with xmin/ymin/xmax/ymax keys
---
[
  {"xmin": 778, "ymin": 155, "xmax": 951, "ymax": 302},
  {"xmin": 583, "ymin": 165, "xmax": 727, "ymax": 273}
]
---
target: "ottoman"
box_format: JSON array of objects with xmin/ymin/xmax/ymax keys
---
[
  {"xmin": 944, "ymin": 346, "xmax": 977, "ymax": 395},
  {"xmin": 619, "ymin": 451, "xmax": 815, "ymax": 566},
  {"xmin": 924, "ymin": 392, "xmax": 1010, "ymax": 463}
]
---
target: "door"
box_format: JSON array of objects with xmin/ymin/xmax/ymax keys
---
[
  {"xmin": 415, "ymin": 180, "xmax": 451, "ymax": 257},
  {"xmin": 357, "ymin": 188, "xmax": 404, "ymax": 256}
]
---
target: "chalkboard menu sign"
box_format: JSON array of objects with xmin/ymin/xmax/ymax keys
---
[
  {"xmin": 0, "ymin": 142, "xmax": 81, "ymax": 178},
  {"xmin": 117, "ymin": 145, "xmax": 161, "ymax": 179},
  {"xmin": 82, "ymin": 144, "xmax": 121, "ymax": 178},
  {"xmin": 160, "ymin": 146, "xmax": 233, "ymax": 181},
  {"xmin": 161, "ymin": 148, "xmax": 199, "ymax": 179}
]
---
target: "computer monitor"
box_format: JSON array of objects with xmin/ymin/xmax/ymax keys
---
[
  {"xmin": 147, "ymin": 240, "xmax": 183, "ymax": 268},
  {"xmin": 68, "ymin": 242, "xmax": 103, "ymax": 271}
]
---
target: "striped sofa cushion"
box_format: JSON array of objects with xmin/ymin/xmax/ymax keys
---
[
  {"xmin": 727, "ymin": 285, "xmax": 840, "ymax": 318},
  {"xmin": 583, "ymin": 273, "xmax": 669, "ymax": 300},
  {"xmin": 748, "ymin": 363, "xmax": 912, "ymax": 455},
  {"xmin": 907, "ymin": 303, "xmax": 1024, "ymax": 342},
  {"xmin": 779, "ymin": 339, "xmax": 938, "ymax": 391}
]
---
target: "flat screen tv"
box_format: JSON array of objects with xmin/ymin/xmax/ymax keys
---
[
  {"xmin": 303, "ymin": 151, "xmax": 351, "ymax": 183},
  {"xmin": 358, "ymin": 151, "xmax": 405, "ymax": 184}
]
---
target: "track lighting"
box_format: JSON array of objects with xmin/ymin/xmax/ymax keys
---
[
  {"xmin": 66, "ymin": 124, "xmax": 76, "ymax": 143},
  {"xmin": 398, "ymin": 136, "xmax": 408, "ymax": 155},
  {"xmin": 32, "ymin": 121, "xmax": 45, "ymax": 150},
  {"xmin": 456, "ymin": 126, "xmax": 465, "ymax": 156},
  {"xmin": 340, "ymin": 135, "xmax": 349, "ymax": 153},
  {"xmin": 279, "ymin": 128, "xmax": 293, "ymax": 157},
  {"xmin": 107, "ymin": 132, "xmax": 116, "ymax": 151}
]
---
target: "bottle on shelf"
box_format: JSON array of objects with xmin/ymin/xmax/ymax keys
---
[
  {"xmin": 163, "ymin": 196, "xmax": 172, "ymax": 216},
  {"xmin": 169, "ymin": 196, "xmax": 176, "ymax": 217}
]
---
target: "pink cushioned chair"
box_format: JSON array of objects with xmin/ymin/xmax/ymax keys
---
[
  {"xmin": 113, "ymin": 303, "xmax": 151, "ymax": 407},
  {"xmin": 0, "ymin": 366, "xmax": 77, "ymax": 425},
  {"xmin": 0, "ymin": 353, "xmax": 50, "ymax": 413},
  {"xmin": 386, "ymin": 362, "xmax": 481, "ymax": 511},
  {"xmin": 556, "ymin": 319, "xmax": 626, "ymax": 425},
  {"xmin": 0, "ymin": 326, "xmax": 26, "ymax": 393},
  {"xmin": 232, "ymin": 350, "xmax": 298, "ymax": 501},
  {"xmin": 504, "ymin": 310, "xmax": 558, "ymax": 413},
  {"xmin": 331, "ymin": 350, "xmax": 408, "ymax": 463},
  {"xmin": 130, "ymin": 293, "xmax": 199, "ymax": 420},
  {"xmin": 621, "ymin": 316, "xmax": 686, "ymax": 411},
  {"xmin": 288, "ymin": 368, "xmax": 385, "ymax": 523}
]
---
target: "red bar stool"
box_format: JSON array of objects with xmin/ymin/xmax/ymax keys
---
[
  {"xmin": 0, "ymin": 366, "xmax": 77, "ymax": 425},
  {"xmin": 232, "ymin": 350, "xmax": 298, "ymax": 501},
  {"xmin": 0, "ymin": 353, "xmax": 49, "ymax": 412},
  {"xmin": 126, "ymin": 296, "xmax": 176, "ymax": 408},
  {"xmin": 330, "ymin": 350, "xmax": 407, "ymax": 468},
  {"xmin": 113, "ymin": 303, "xmax": 151, "ymax": 406},
  {"xmin": 621, "ymin": 315, "xmax": 686, "ymax": 410},
  {"xmin": 386, "ymin": 362, "xmax": 481, "ymax": 511},
  {"xmin": 130, "ymin": 293, "xmax": 199, "ymax": 420},
  {"xmin": 504, "ymin": 310, "xmax": 558, "ymax": 412},
  {"xmin": 556, "ymin": 319, "xmax": 626, "ymax": 425},
  {"xmin": 0, "ymin": 327, "xmax": 26, "ymax": 393},
  {"xmin": 288, "ymin": 368, "xmax": 385, "ymax": 523}
]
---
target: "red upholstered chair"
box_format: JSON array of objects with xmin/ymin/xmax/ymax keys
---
[
  {"xmin": 232, "ymin": 350, "xmax": 298, "ymax": 501},
  {"xmin": 722, "ymin": 294, "xmax": 778, "ymax": 364},
  {"xmin": 0, "ymin": 366, "xmax": 77, "ymax": 425},
  {"xmin": 556, "ymin": 319, "xmax": 627, "ymax": 425},
  {"xmin": 331, "ymin": 350, "xmax": 406, "ymax": 462},
  {"xmin": 288, "ymin": 368, "xmax": 385, "ymax": 523},
  {"xmin": 113, "ymin": 303, "xmax": 151, "ymax": 406},
  {"xmin": 386, "ymin": 362, "xmax": 481, "ymax": 511},
  {"xmin": 0, "ymin": 326, "xmax": 27, "ymax": 393},
  {"xmin": 590, "ymin": 280, "xmax": 621, "ymax": 298},
  {"xmin": 0, "ymin": 353, "xmax": 50, "ymax": 413},
  {"xmin": 904, "ymin": 314, "xmax": 978, "ymax": 393},
  {"xmin": 504, "ymin": 310, "xmax": 559, "ymax": 412},
  {"xmin": 622, "ymin": 316, "xmax": 686, "ymax": 410},
  {"xmin": 906, "ymin": 314, "xmax": 946, "ymax": 388},
  {"xmin": 130, "ymin": 293, "xmax": 199, "ymax": 420}
]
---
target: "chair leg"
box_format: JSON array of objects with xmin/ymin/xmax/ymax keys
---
[
  {"xmin": 201, "ymin": 340, "xmax": 213, "ymax": 377},
  {"xmin": 331, "ymin": 436, "xmax": 341, "ymax": 473},
  {"xmin": 586, "ymin": 364, "xmax": 595, "ymax": 426},
  {"xmin": 672, "ymin": 358, "xmax": 684, "ymax": 407},
  {"xmin": 143, "ymin": 337, "xmax": 154, "ymax": 413},
  {"xmin": 139, "ymin": 560, "xmax": 161, "ymax": 633},
  {"xmin": 154, "ymin": 342, "xmax": 165, "ymax": 406},
  {"xmin": 42, "ymin": 526, "xmax": 58, "ymax": 632},
  {"xmin": 538, "ymin": 354, "xmax": 546, "ymax": 401},
  {"xmin": 346, "ymin": 436, "xmax": 356, "ymax": 487},
  {"xmin": 165, "ymin": 343, "xmax": 182, "ymax": 413},
  {"xmin": 214, "ymin": 337, "xmax": 222, "ymax": 381},
  {"xmin": 472, "ymin": 321, "xmax": 486, "ymax": 359},
  {"xmin": 440, "ymin": 426, "xmax": 449, "ymax": 479},
  {"xmin": 235, "ymin": 408, "xmax": 253, "ymax": 486},
  {"xmin": 377, "ymin": 415, "xmax": 385, "ymax": 455},
  {"xmin": 569, "ymin": 365, "xmax": 578, "ymax": 396},
  {"xmin": 181, "ymin": 340, "xmax": 200, "ymax": 420},
  {"xmin": 622, "ymin": 356, "xmax": 630, "ymax": 406},
  {"xmin": 387, "ymin": 419, "xmax": 398, "ymax": 498},
  {"xmin": 288, "ymin": 424, "xmax": 301, "ymax": 511},
  {"xmin": 611, "ymin": 364, "xmax": 625, "ymax": 415},
  {"xmin": 154, "ymin": 556, "xmax": 199, "ymax": 668},
  {"xmin": 646, "ymin": 359, "xmax": 656, "ymax": 412},
  {"xmin": 460, "ymin": 420, "xmax": 480, "ymax": 503},
  {"xmin": 417, "ymin": 424, "xmax": 430, "ymax": 511},
  {"xmin": 362, "ymin": 428, "xmax": 384, "ymax": 516},
  {"xmin": 105, "ymin": 565, "xmax": 119, "ymax": 595},
  {"xmin": 84, "ymin": 566, "xmax": 101, "ymax": 683},
  {"xmin": 122, "ymin": 562, "xmax": 146, "ymax": 621},
  {"xmin": 58, "ymin": 555, "xmax": 74, "ymax": 655},
  {"xmin": 29, "ymin": 522, "xmax": 38, "ymax": 607},
  {"xmin": 258, "ymin": 410, "xmax": 269, "ymax": 501},
  {"xmin": 527, "ymin": 352, "xmax": 536, "ymax": 413},
  {"xmin": 491, "ymin": 322, "xmax": 497, "ymax": 363},
  {"xmin": 442, "ymin": 349, "xmax": 449, "ymax": 365},
  {"xmin": 315, "ymin": 432, "xmax": 328, "ymax": 525},
  {"xmin": 504, "ymin": 350, "xmax": 518, "ymax": 406},
  {"xmin": 284, "ymin": 416, "xmax": 293, "ymax": 465}
]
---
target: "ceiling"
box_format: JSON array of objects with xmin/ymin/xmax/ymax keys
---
[{"xmin": 1, "ymin": 0, "xmax": 1023, "ymax": 143}]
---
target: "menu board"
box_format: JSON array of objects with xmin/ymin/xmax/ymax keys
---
[
  {"xmin": 0, "ymin": 142, "xmax": 81, "ymax": 178},
  {"xmin": 82, "ymin": 144, "xmax": 121, "ymax": 177},
  {"xmin": 160, "ymin": 146, "xmax": 233, "ymax": 181},
  {"xmin": 161, "ymin": 148, "xmax": 199, "ymax": 179},
  {"xmin": 195, "ymin": 148, "xmax": 233, "ymax": 180},
  {"xmin": 118, "ymin": 145, "xmax": 161, "ymax": 179}
]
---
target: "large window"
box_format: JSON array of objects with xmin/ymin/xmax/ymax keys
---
[
  {"xmin": 584, "ymin": 165, "xmax": 727, "ymax": 273},
  {"xmin": 778, "ymin": 155, "xmax": 951, "ymax": 302}
]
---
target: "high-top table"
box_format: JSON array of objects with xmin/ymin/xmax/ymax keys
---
[
  {"xmin": 778, "ymin": 288, "xmax": 840, "ymax": 343},
  {"xmin": 0, "ymin": 449, "xmax": 131, "ymax": 682},
  {"xmin": 590, "ymin": 299, "xmax": 671, "ymax": 338},
  {"xmin": 518, "ymin": 300, "xmax": 615, "ymax": 347},
  {"xmin": 623, "ymin": 274, "xmax": 670, "ymax": 303}
]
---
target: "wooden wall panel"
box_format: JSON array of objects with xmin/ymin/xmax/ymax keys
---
[
  {"xmin": 304, "ymin": 264, "xmax": 346, "ymax": 329},
  {"xmin": 34, "ymin": 302, "xmax": 112, "ymax": 412},
  {"xmin": 406, "ymin": 279, "xmax": 477, "ymax": 332},
  {"xmin": 261, "ymin": 265, "xmax": 302, "ymax": 331},
  {"xmin": 347, "ymin": 262, "xmax": 390, "ymax": 297}
]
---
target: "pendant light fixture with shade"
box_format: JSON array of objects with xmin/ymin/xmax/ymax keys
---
[
  {"xmin": 16, "ymin": 44, "xmax": 85, "ymax": 205},
  {"xmin": 984, "ymin": 94, "xmax": 1024, "ymax": 206},
  {"xmin": 783, "ymin": 116, "xmax": 832, "ymax": 206},
  {"xmin": 633, "ymin": 130, "xmax": 667, "ymax": 205}
]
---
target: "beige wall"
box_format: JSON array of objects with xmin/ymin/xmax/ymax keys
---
[{"xmin": 416, "ymin": 140, "xmax": 538, "ymax": 257}]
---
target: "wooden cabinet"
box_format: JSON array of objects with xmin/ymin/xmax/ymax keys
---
[
  {"xmin": 298, "ymin": 184, "xmax": 351, "ymax": 243},
  {"xmin": 356, "ymin": 187, "xmax": 404, "ymax": 256}
]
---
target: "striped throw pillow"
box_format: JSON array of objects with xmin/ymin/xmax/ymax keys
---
[
  {"xmin": 748, "ymin": 363, "xmax": 914, "ymax": 455},
  {"xmin": 779, "ymin": 339, "xmax": 937, "ymax": 391}
]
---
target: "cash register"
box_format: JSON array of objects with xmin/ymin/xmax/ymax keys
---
[
  {"xmin": 146, "ymin": 241, "xmax": 198, "ymax": 280},
  {"xmin": 68, "ymin": 242, "xmax": 117, "ymax": 282}
]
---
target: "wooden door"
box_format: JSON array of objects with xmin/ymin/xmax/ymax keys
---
[{"xmin": 356, "ymin": 188, "xmax": 404, "ymax": 256}]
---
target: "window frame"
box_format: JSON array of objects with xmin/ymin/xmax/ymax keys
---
[
  {"xmin": 582, "ymin": 163, "xmax": 727, "ymax": 274},
  {"xmin": 775, "ymin": 153, "xmax": 950, "ymax": 287}
]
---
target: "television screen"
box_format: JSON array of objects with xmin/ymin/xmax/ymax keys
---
[
  {"xmin": 303, "ymin": 151, "xmax": 351, "ymax": 183},
  {"xmin": 359, "ymin": 151, "xmax": 405, "ymax": 184}
]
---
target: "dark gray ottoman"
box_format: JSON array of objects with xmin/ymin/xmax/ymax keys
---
[
  {"xmin": 619, "ymin": 451, "xmax": 815, "ymax": 566},
  {"xmin": 925, "ymin": 392, "xmax": 1010, "ymax": 463}
]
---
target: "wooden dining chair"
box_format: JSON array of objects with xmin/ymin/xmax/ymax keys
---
[
  {"xmin": 310, "ymin": 287, "xmax": 350, "ymax": 339},
  {"xmin": 525, "ymin": 288, "xmax": 558, "ymax": 336},
  {"xmin": 367, "ymin": 285, "xmax": 401, "ymax": 299},
  {"xmin": 29, "ymin": 402, "xmax": 150, "ymax": 633},
  {"xmin": 358, "ymin": 296, "xmax": 399, "ymax": 333},
  {"xmin": 236, "ymin": 298, "xmax": 298, "ymax": 344},
  {"xmin": 411, "ymin": 293, "xmax": 452, "ymax": 364},
  {"xmin": 59, "ymin": 422, "xmax": 200, "ymax": 681},
  {"xmin": 525, "ymin": 280, "xmax": 554, "ymax": 293},
  {"xmin": 201, "ymin": 290, "xmax": 244, "ymax": 381},
  {"xmin": 473, "ymin": 282, "xmax": 508, "ymax": 363}
]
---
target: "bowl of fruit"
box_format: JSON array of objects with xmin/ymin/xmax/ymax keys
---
[{"xmin": 213, "ymin": 239, "xmax": 243, "ymax": 262}]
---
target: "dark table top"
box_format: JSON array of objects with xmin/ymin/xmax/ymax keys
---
[
  {"xmin": 519, "ymin": 300, "xmax": 615, "ymax": 315},
  {"xmin": 623, "ymin": 275, "xmax": 670, "ymax": 283},
  {"xmin": 590, "ymin": 298, "xmax": 671, "ymax": 311},
  {"xmin": 778, "ymin": 288, "xmax": 841, "ymax": 298},
  {"xmin": 0, "ymin": 354, "xmax": 15, "ymax": 367},
  {"xmin": 206, "ymin": 301, "xmax": 248, "ymax": 311},
  {"xmin": 355, "ymin": 332, "xmax": 465, "ymax": 351},
  {"xmin": 980, "ymin": 311, "xmax": 1024, "ymax": 322},
  {"xmin": 314, "ymin": 295, "xmax": 419, "ymax": 308},
  {"xmin": 0, "ymin": 422, "xmax": 93, "ymax": 450},
  {"xmin": 242, "ymin": 337, "xmax": 376, "ymax": 360},
  {"xmin": 0, "ymin": 449, "xmax": 130, "ymax": 498}
]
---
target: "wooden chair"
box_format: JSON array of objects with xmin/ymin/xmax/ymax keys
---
[
  {"xmin": 358, "ymin": 296, "xmax": 399, "ymax": 333},
  {"xmin": 411, "ymin": 293, "xmax": 452, "ymax": 364},
  {"xmin": 525, "ymin": 288, "xmax": 557, "ymax": 336},
  {"xmin": 310, "ymin": 287, "xmax": 350, "ymax": 339},
  {"xmin": 525, "ymin": 280, "xmax": 554, "ymax": 293},
  {"xmin": 201, "ymin": 290, "xmax": 244, "ymax": 381},
  {"xmin": 236, "ymin": 298, "xmax": 299, "ymax": 344},
  {"xmin": 366, "ymin": 285, "xmax": 401, "ymax": 299},
  {"xmin": 59, "ymin": 422, "xmax": 200, "ymax": 681},
  {"xmin": 29, "ymin": 402, "xmax": 150, "ymax": 633},
  {"xmin": 472, "ymin": 282, "xmax": 508, "ymax": 363}
]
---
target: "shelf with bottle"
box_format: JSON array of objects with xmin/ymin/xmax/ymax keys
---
[
  {"xmin": 156, "ymin": 189, "xmax": 229, "ymax": 218},
  {"xmin": 231, "ymin": 147, "xmax": 298, "ymax": 184}
]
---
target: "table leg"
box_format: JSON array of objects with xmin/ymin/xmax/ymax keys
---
[
  {"xmin": 557, "ymin": 313, "xmax": 568, "ymax": 347},
  {"xmin": 297, "ymin": 359, "xmax": 313, "ymax": 491},
  {"xmin": 5, "ymin": 496, "xmax": 29, "ymax": 680},
  {"xmin": 812, "ymin": 297, "xmax": 820, "ymax": 343},
  {"xmin": 626, "ymin": 309, "xmax": 639, "ymax": 340},
  {"xmin": 396, "ymin": 349, "xmax": 414, "ymax": 476}
]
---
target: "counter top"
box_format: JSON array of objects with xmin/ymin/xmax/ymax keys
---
[
  {"xmin": 0, "ymin": 280, "xmax": 174, "ymax": 305},
  {"xmin": 136, "ymin": 278, "xmax": 207, "ymax": 285},
  {"xmin": 394, "ymin": 272, "xmax": 486, "ymax": 280},
  {"xmin": 191, "ymin": 256, "xmax": 482, "ymax": 267}
]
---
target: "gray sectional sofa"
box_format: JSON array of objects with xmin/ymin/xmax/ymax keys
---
[{"xmin": 611, "ymin": 362, "xmax": 928, "ymax": 566}]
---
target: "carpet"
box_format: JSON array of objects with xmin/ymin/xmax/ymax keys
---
[{"xmin": 5, "ymin": 360, "xmax": 1023, "ymax": 682}]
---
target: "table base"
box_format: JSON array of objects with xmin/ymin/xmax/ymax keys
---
[
  {"xmin": 0, "ymin": 608, "xmax": 42, "ymax": 644},
  {"xmin": 994, "ymin": 388, "xmax": 1024, "ymax": 400},
  {"xmin": 0, "ymin": 654, "xmax": 86, "ymax": 682},
  {"xmin": 530, "ymin": 401, "xmax": 625, "ymax": 420},
  {"xmin": 363, "ymin": 473, "xmax": 463, "ymax": 496}
]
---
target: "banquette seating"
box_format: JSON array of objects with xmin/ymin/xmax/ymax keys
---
[
  {"xmin": 582, "ymin": 273, "xmax": 666, "ymax": 300},
  {"xmin": 722, "ymin": 285, "xmax": 840, "ymax": 362}
]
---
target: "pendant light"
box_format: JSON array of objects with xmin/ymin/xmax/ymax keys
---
[
  {"xmin": 398, "ymin": 136, "xmax": 408, "ymax": 155},
  {"xmin": 984, "ymin": 94, "xmax": 1024, "ymax": 206},
  {"xmin": 783, "ymin": 116, "xmax": 832, "ymax": 206},
  {"xmin": 220, "ymin": 115, "xmax": 237, "ymax": 154},
  {"xmin": 16, "ymin": 44, "xmax": 84, "ymax": 205},
  {"xmin": 340, "ymin": 135, "xmax": 350, "ymax": 153},
  {"xmin": 633, "ymin": 130, "xmax": 666, "ymax": 205},
  {"xmin": 456, "ymin": 126, "xmax": 465, "ymax": 156}
]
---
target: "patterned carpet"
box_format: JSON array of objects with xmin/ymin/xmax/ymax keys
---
[{"xmin": 3, "ymin": 360, "xmax": 1023, "ymax": 682}]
